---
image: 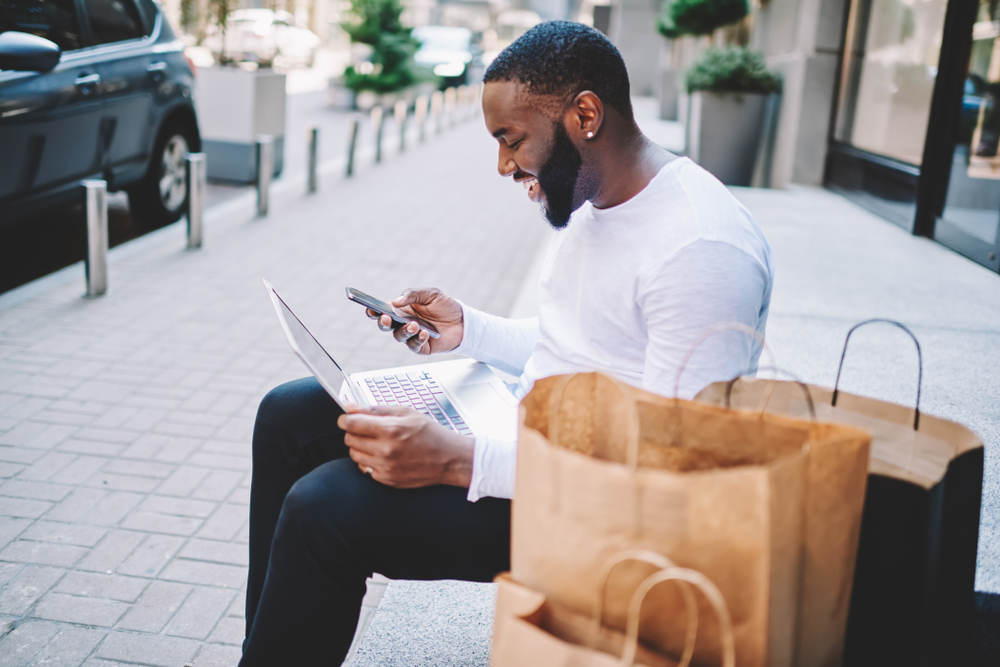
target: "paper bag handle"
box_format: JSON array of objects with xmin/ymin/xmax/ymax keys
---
[
  {"xmin": 589, "ymin": 550, "xmax": 698, "ymax": 667},
  {"xmin": 673, "ymin": 322, "xmax": 775, "ymax": 407},
  {"xmin": 620, "ymin": 567, "xmax": 736, "ymax": 667},
  {"xmin": 832, "ymin": 318, "xmax": 922, "ymax": 430},
  {"xmin": 723, "ymin": 366, "xmax": 817, "ymax": 420},
  {"xmin": 547, "ymin": 373, "xmax": 642, "ymax": 468}
]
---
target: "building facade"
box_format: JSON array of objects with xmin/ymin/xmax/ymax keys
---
[{"xmin": 756, "ymin": 0, "xmax": 1000, "ymax": 273}]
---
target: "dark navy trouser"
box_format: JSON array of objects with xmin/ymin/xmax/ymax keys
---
[{"xmin": 239, "ymin": 377, "xmax": 511, "ymax": 666}]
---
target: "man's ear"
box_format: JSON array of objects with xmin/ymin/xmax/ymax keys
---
[{"xmin": 569, "ymin": 91, "xmax": 603, "ymax": 142}]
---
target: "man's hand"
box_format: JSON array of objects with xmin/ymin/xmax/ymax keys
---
[
  {"xmin": 367, "ymin": 288, "xmax": 463, "ymax": 355},
  {"xmin": 338, "ymin": 404, "xmax": 474, "ymax": 489}
]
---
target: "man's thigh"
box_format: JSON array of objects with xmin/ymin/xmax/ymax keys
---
[{"xmin": 287, "ymin": 458, "xmax": 511, "ymax": 582}]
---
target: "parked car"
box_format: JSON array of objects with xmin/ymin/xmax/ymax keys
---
[
  {"xmin": 0, "ymin": 0, "xmax": 200, "ymax": 226},
  {"xmin": 202, "ymin": 9, "xmax": 321, "ymax": 69},
  {"xmin": 412, "ymin": 26, "xmax": 476, "ymax": 89}
]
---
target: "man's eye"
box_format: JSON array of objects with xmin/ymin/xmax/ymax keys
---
[{"xmin": 509, "ymin": 139, "xmax": 523, "ymax": 150}]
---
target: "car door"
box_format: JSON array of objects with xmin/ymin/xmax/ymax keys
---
[
  {"xmin": 81, "ymin": 0, "xmax": 155, "ymax": 181},
  {"xmin": 0, "ymin": 0, "xmax": 104, "ymax": 202}
]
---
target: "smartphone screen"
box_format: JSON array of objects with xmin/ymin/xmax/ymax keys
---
[{"xmin": 346, "ymin": 287, "xmax": 441, "ymax": 338}]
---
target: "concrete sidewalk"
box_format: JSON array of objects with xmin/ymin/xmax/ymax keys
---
[
  {"xmin": 1, "ymin": 102, "xmax": 998, "ymax": 667},
  {"xmin": 0, "ymin": 115, "xmax": 544, "ymax": 666}
]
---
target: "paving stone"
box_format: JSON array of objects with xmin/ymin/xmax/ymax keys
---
[
  {"xmin": 49, "ymin": 455, "xmax": 108, "ymax": 485},
  {"xmin": 19, "ymin": 521, "xmax": 107, "ymax": 547},
  {"xmin": 0, "ymin": 497, "xmax": 54, "ymax": 519},
  {"xmin": 0, "ymin": 447, "xmax": 45, "ymax": 464},
  {"xmin": 194, "ymin": 505, "xmax": 248, "ymax": 542},
  {"xmin": 0, "ymin": 566, "xmax": 65, "ymax": 615},
  {"xmin": 76, "ymin": 530, "xmax": 147, "ymax": 573},
  {"xmin": 96, "ymin": 631, "xmax": 200, "ymax": 667},
  {"xmin": 0, "ymin": 423, "xmax": 76, "ymax": 449},
  {"xmin": 115, "ymin": 580, "xmax": 191, "ymax": 633},
  {"xmin": 0, "ymin": 462, "xmax": 25, "ymax": 478},
  {"xmin": 32, "ymin": 593, "xmax": 127, "ymax": 626},
  {"xmin": 119, "ymin": 511, "xmax": 202, "ymax": 536},
  {"xmin": 53, "ymin": 572, "xmax": 149, "ymax": 602},
  {"xmin": 27, "ymin": 623, "xmax": 106, "ymax": 666},
  {"xmin": 44, "ymin": 488, "xmax": 108, "ymax": 523},
  {"xmin": 206, "ymin": 616, "xmax": 244, "ymax": 647},
  {"xmin": 15, "ymin": 453, "xmax": 76, "ymax": 481},
  {"xmin": 0, "ymin": 479, "xmax": 73, "ymax": 502},
  {"xmin": 164, "ymin": 586, "xmax": 235, "ymax": 640},
  {"xmin": 0, "ymin": 541, "xmax": 87, "ymax": 568},
  {"xmin": 56, "ymin": 440, "xmax": 124, "ymax": 458},
  {"xmin": 74, "ymin": 492, "xmax": 144, "ymax": 527},
  {"xmin": 85, "ymin": 473, "xmax": 160, "ymax": 494},
  {"xmin": 0, "ymin": 619, "xmax": 59, "ymax": 667},
  {"xmin": 0, "ymin": 517, "xmax": 31, "ymax": 550},
  {"xmin": 189, "ymin": 471, "xmax": 243, "ymax": 502},
  {"xmin": 159, "ymin": 560, "xmax": 246, "ymax": 589},
  {"xmin": 154, "ymin": 467, "xmax": 210, "ymax": 498},
  {"xmin": 116, "ymin": 534, "xmax": 185, "ymax": 578},
  {"xmin": 177, "ymin": 539, "xmax": 248, "ymax": 567},
  {"xmin": 193, "ymin": 642, "xmax": 243, "ymax": 667},
  {"xmin": 138, "ymin": 496, "xmax": 218, "ymax": 518}
]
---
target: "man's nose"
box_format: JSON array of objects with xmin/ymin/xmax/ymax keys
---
[{"xmin": 498, "ymin": 149, "xmax": 517, "ymax": 177}]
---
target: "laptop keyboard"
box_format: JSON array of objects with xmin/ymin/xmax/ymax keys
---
[{"xmin": 363, "ymin": 371, "xmax": 473, "ymax": 435}]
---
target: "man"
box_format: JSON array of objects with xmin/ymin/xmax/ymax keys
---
[{"xmin": 240, "ymin": 21, "xmax": 772, "ymax": 665}]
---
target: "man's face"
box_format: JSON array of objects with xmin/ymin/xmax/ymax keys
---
[{"xmin": 482, "ymin": 81, "xmax": 585, "ymax": 229}]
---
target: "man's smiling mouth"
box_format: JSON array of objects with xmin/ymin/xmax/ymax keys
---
[{"xmin": 521, "ymin": 177, "xmax": 542, "ymax": 203}]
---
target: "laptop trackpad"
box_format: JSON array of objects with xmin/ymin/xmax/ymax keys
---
[{"xmin": 453, "ymin": 382, "xmax": 517, "ymax": 440}]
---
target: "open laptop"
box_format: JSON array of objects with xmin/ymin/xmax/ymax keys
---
[{"xmin": 263, "ymin": 279, "xmax": 519, "ymax": 441}]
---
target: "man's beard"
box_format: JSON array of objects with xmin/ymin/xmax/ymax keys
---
[{"xmin": 536, "ymin": 122, "xmax": 583, "ymax": 229}]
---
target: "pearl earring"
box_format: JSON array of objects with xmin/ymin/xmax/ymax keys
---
[{"xmin": 586, "ymin": 131, "xmax": 594, "ymax": 139}]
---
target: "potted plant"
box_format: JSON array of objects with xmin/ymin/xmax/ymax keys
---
[
  {"xmin": 656, "ymin": 0, "xmax": 749, "ymax": 121},
  {"xmin": 194, "ymin": 0, "xmax": 288, "ymax": 183},
  {"xmin": 684, "ymin": 46, "xmax": 780, "ymax": 186},
  {"xmin": 333, "ymin": 0, "xmax": 425, "ymax": 110}
]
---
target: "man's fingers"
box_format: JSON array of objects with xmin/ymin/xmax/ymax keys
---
[
  {"xmin": 393, "ymin": 321, "xmax": 420, "ymax": 343},
  {"xmin": 406, "ymin": 330, "xmax": 430, "ymax": 353},
  {"xmin": 392, "ymin": 288, "xmax": 438, "ymax": 308},
  {"xmin": 366, "ymin": 308, "xmax": 380, "ymax": 320}
]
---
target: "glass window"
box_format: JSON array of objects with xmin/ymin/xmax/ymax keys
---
[
  {"xmin": 834, "ymin": 0, "xmax": 949, "ymax": 164},
  {"xmin": 940, "ymin": 0, "xmax": 1000, "ymax": 246},
  {"xmin": 133, "ymin": 0, "xmax": 158, "ymax": 36},
  {"xmin": 0, "ymin": 0, "xmax": 82, "ymax": 52},
  {"xmin": 85, "ymin": 0, "xmax": 144, "ymax": 45}
]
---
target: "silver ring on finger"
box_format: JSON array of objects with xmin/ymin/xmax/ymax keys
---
[{"xmin": 364, "ymin": 466, "xmax": 374, "ymax": 476}]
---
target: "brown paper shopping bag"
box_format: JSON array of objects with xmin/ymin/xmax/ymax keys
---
[
  {"xmin": 491, "ymin": 551, "xmax": 735, "ymax": 667},
  {"xmin": 512, "ymin": 372, "xmax": 870, "ymax": 667},
  {"xmin": 694, "ymin": 319, "xmax": 984, "ymax": 667}
]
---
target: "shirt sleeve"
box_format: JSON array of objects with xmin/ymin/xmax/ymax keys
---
[
  {"xmin": 640, "ymin": 239, "xmax": 771, "ymax": 399},
  {"xmin": 453, "ymin": 301, "xmax": 541, "ymax": 378},
  {"xmin": 466, "ymin": 435, "xmax": 517, "ymax": 502}
]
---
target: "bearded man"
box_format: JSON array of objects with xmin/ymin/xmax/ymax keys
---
[{"xmin": 239, "ymin": 21, "xmax": 773, "ymax": 666}]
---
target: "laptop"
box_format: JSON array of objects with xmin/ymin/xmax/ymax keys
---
[{"xmin": 263, "ymin": 279, "xmax": 519, "ymax": 441}]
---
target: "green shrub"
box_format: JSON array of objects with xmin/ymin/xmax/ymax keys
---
[
  {"xmin": 670, "ymin": 0, "xmax": 748, "ymax": 37},
  {"xmin": 684, "ymin": 47, "xmax": 781, "ymax": 94},
  {"xmin": 341, "ymin": 0, "xmax": 421, "ymax": 94},
  {"xmin": 657, "ymin": 2, "xmax": 685, "ymax": 39}
]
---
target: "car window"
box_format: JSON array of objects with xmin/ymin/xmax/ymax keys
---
[
  {"xmin": 0, "ymin": 0, "xmax": 83, "ymax": 52},
  {"xmin": 132, "ymin": 0, "xmax": 157, "ymax": 36},
  {"xmin": 84, "ymin": 0, "xmax": 144, "ymax": 45}
]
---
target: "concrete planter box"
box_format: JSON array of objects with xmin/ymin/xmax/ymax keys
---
[
  {"xmin": 196, "ymin": 67, "xmax": 286, "ymax": 183},
  {"xmin": 687, "ymin": 91, "xmax": 767, "ymax": 187}
]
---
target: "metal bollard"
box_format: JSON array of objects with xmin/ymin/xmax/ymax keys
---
[
  {"xmin": 371, "ymin": 106, "xmax": 384, "ymax": 164},
  {"xmin": 82, "ymin": 180, "xmax": 108, "ymax": 298},
  {"xmin": 415, "ymin": 95, "xmax": 428, "ymax": 143},
  {"xmin": 256, "ymin": 135, "xmax": 274, "ymax": 216},
  {"xmin": 394, "ymin": 100, "xmax": 407, "ymax": 153},
  {"xmin": 185, "ymin": 153, "xmax": 206, "ymax": 249},
  {"xmin": 430, "ymin": 91, "xmax": 443, "ymax": 134},
  {"xmin": 307, "ymin": 126, "xmax": 319, "ymax": 194},
  {"xmin": 444, "ymin": 87, "xmax": 456, "ymax": 128},
  {"xmin": 457, "ymin": 85, "xmax": 467, "ymax": 120},
  {"xmin": 346, "ymin": 114, "xmax": 360, "ymax": 177}
]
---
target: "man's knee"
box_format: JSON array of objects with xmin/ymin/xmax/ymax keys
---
[{"xmin": 280, "ymin": 461, "xmax": 372, "ymax": 543}]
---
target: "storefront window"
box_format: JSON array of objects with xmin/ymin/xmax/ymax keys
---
[
  {"xmin": 939, "ymin": 0, "xmax": 1000, "ymax": 249},
  {"xmin": 835, "ymin": 0, "xmax": 949, "ymax": 164}
]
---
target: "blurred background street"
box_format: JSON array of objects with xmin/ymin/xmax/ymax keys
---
[{"xmin": 2, "ymin": 0, "xmax": 1000, "ymax": 664}]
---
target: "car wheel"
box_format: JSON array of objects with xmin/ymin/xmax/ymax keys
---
[{"xmin": 127, "ymin": 121, "xmax": 195, "ymax": 226}]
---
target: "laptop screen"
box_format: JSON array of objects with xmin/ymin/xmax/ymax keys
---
[{"xmin": 264, "ymin": 280, "xmax": 367, "ymax": 408}]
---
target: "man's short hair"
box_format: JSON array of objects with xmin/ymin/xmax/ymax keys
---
[{"xmin": 483, "ymin": 21, "xmax": 633, "ymax": 118}]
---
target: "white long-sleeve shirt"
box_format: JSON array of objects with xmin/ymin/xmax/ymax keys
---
[{"xmin": 455, "ymin": 158, "xmax": 774, "ymax": 501}]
